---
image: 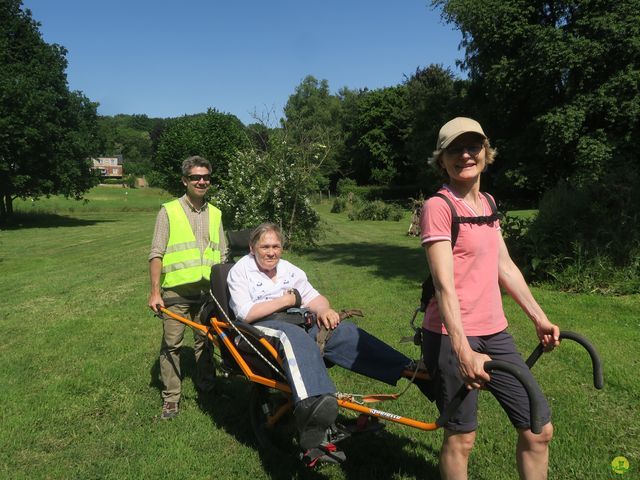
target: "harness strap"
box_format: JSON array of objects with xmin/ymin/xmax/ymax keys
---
[
  {"xmin": 431, "ymin": 191, "xmax": 498, "ymax": 246},
  {"xmin": 316, "ymin": 309, "xmax": 365, "ymax": 353}
]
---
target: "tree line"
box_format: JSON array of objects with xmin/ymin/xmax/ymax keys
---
[{"xmin": 2, "ymin": 0, "xmax": 638, "ymax": 292}]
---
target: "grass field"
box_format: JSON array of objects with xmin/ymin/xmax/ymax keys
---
[{"xmin": 1, "ymin": 187, "xmax": 638, "ymax": 479}]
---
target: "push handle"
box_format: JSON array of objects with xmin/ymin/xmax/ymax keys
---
[
  {"xmin": 525, "ymin": 330, "xmax": 603, "ymax": 390},
  {"xmin": 437, "ymin": 359, "xmax": 546, "ymax": 434}
]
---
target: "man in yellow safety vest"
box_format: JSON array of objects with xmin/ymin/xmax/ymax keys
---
[{"xmin": 148, "ymin": 155, "xmax": 227, "ymax": 419}]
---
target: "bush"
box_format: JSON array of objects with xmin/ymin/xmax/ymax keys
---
[
  {"xmin": 212, "ymin": 131, "xmax": 322, "ymax": 248},
  {"xmin": 335, "ymin": 178, "xmax": 357, "ymax": 196},
  {"xmin": 144, "ymin": 171, "xmax": 163, "ymax": 188},
  {"xmin": 505, "ymin": 175, "xmax": 640, "ymax": 294},
  {"xmin": 549, "ymin": 245, "xmax": 640, "ymax": 295},
  {"xmin": 331, "ymin": 196, "xmax": 348, "ymax": 213},
  {"xmin": 347, "ymin": 199, "xmax": 403, "ymax": 221},
  {"xmin": 124, "ymin": 174, "xmax": 137, "ymax": 188},
  {"xmin": 335, "ymin": 178, "xmax": 424, "ymax": 206},
  {"xmin": 100, "ymin": 178, "xmax": 124, "ymax": 185}
]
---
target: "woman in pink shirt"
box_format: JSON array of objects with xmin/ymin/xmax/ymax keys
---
[{"xmin": 420, "ymin": 117, "xmax": 560, "ymax": 479}]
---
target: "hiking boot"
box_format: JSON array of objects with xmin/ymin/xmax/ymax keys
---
[
  {"xmin": 294, "ymin": 394, "xmax": 338, "ymax": 451},
  {"xmin": 161, "ymin": 401, "xmax": 179, "ymax": 420}
]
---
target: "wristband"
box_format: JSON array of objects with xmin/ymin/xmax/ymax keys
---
[{"xmin": 288, "ymin": 288, "xmax": 302, "ymax": 308}]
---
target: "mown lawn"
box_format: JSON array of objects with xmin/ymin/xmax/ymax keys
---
[{"xmin": 0, "ymin": 187, "xmax": 637, "ymax": 479}]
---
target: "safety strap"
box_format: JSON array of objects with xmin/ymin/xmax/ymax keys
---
[{"xmin": 316, "ymin": 309, "xmax": 364, "ymax": 354}]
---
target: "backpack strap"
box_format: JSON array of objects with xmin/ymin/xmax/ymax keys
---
[
  {"xmin": 481, "ymin": 191, "xmax": 498, "ymax": 215},
  {"xmin": 431, "ymin": 192, "xmax": 460, "ymax": 247},
  {"xmin": 420, "ymin": 193, "xmax": 458, "ymax": 311}
]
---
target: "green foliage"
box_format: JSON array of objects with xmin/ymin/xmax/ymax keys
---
[
  {"xmin": 340, "ymin": 85, "xmax": 410, "ymax": 186},
  {"xmin": 280, "ymin": 69, "xmax": 469, "ymax": 193},
  {"xmin": 550, "ymin": 246, "xmax": 640, "ymax": 295},
  {"xmin": 331, "ymin": 193, "xmax": 404, "ymax": 222},
  {"xmin": 97, "ymin": 114, "xmax": 166, "ymax": 176},
  {"xmin": 403, "ymin": 64, "xmax": 470, "ymax": 190},
  {"xmin": 143, "ymin": 170, "xmax": 163, "ymax": 188},
  {"xmin": 212, "ymin": 129, "xmax": 322, "ymax": 247},
  {"xmin": 503, "ymin": 175, "xmax": 640, "ymax": 294},
  {"xmin": 335, "ymin": 179, "xmax": 424, "ymax": 206},
  {"xmin": 347, "ymin": 199, "xmax": 404, "ymax": 222},
  {"xmin": 0, "ymin": 0, "xmax": 100, "ymax": 218},
  {"xmin": 124, "ymin": 173, "xmax": 137, "ymax": 188},
  {"xmin": 335, "ymin": 183, "xmax": 380, "ymax": 201},
  {"xmin": 282, "ymin": 75, "xmax": 344, "ymax": 189},
  {"xmin": 330, "ymin": 196, "xmax": 348, "ymax": 213},
  {"xmin": 435, "ymin": 0, "xmax": 640, "ymax": 205},
  {"xmin": 335, "ymin": 177, "xmax": 357, "ymax": 196},
  {"xmin": 100, "ymin": 178, "xmax": 125, "ymax": 185},
  {"xmin": 152, "ymin": 109, "xmax": 249, "ymax": 197}
]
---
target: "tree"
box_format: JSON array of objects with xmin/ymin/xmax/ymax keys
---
[
  {"xmin": 404, "ymin": 64, "xmax": 470, "ymax": 190},
  {"xmin": 434, "ymin": 0, "xmax": 640, "ymax": 205},
  {"xmin": 0, "ymin": 0, "xmax": 100, "ymax": 218},
  {"xmin": 152, "ymin": 109, "xmax": 249, "ymax": 197},
  {"xmin": 434, "ymin": 0, "xmax": 640, "ymax": 289},
  {"xmin": 340, "ymin": 86, "xmax": 410, "ymax": 186},
  {"xmin": 97, "ymin": 114, "xmax": 165, "ymax": 176},
  {"xmin": 282, "ymin": 75, "xmax": 343, "ymax": 189}
]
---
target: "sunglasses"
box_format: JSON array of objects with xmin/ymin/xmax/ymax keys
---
[
  {"xmin": 186, "ymin": 174, "xmax": 211, "ymax": 182},
  {"xmin": 445, "ymin": 144, "xmax": 484, "ymax": 156}
]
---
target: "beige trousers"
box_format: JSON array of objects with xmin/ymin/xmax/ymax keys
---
[{"xmin": 159, "ymin": 301, "xmax": 215, "ymax": 403}]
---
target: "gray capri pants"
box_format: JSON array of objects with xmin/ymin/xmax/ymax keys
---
[{"xmin": 421, "ymin": 329, "xmax": 551, "ymax": 432}]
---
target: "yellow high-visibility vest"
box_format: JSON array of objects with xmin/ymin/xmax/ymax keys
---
[{"xmin": 161, "ymin": 199, "xmax": 221, "ymax": 288}]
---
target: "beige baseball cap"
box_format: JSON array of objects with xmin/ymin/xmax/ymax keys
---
[{"xmin": 436, "ymin": 117, "xmax": 486, "ymax": 150}]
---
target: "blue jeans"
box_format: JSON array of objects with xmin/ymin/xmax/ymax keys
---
[{"xmin": 253, "ymin": 320, "xmax": 411, "ymax": 403}]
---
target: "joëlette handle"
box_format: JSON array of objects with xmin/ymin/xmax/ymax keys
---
[
  {"xmin": 525, "ymin": 330, "xmax": 603, "ymax": 390},
  {"xmin": 436, "ymin": 359, "xmax": 546, "ymax": 434}
]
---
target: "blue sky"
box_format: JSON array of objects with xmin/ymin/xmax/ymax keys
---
[{"xmin": 21, "ymin": 0, "xmax": 464, "ymax": 126}]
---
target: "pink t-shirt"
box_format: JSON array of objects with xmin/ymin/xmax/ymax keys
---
[{"xmin": 420, "ymin": 186, "xmax": 508, "ymax": 336}]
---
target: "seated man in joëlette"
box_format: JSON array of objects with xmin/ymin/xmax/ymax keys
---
[{"xmin": 227, "ymin": 222, "xmax": 429, "ymax": 466}]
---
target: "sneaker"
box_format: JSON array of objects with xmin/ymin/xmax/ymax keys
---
[{"xmin": 161, "ymin": 401, "xmax": 179, "ymax": 420}]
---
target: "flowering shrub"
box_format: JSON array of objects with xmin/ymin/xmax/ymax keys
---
[{"xmin": 212, "ymin": 130, "xmax": 323, "ymax": 248}]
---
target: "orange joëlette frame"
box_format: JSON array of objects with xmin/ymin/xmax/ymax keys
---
[{"xmin": 159, "ymin": 307, "xmax": 441, "ymax": 431}]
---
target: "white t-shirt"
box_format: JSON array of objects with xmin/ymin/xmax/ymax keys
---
[{"xmin": 227, "ymin": 254, "xmax": 321, "ymax": 321}]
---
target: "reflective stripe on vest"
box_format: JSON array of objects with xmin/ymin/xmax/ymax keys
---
[{"xmin": 161, "ymin": 199, "xmax": 221, "ymax": 288}]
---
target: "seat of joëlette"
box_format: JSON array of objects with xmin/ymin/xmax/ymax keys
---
[{"xmin": 199, "ymin": 228, "xmax": 286, "ymax": 381}]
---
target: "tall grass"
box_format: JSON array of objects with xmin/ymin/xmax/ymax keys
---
[{"xmin": 0, "ymin": 187, "xmax": 637, "ymax": 479}]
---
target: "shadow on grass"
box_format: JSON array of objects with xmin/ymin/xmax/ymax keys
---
[
  {"xmin": 301, "ymin": 242, "xmax": 426, "ymax": 283},
  {"xmin": 187, "ymin": 366, "xmax": 440, "ymax": 479},
  {"xmin": 193, "ymin": 376, "xmax": 441, "ymax": 479},
  {"xmin": 0, "ymin": 212, "xmax": 110, "ymax": 229},
  {"xmin": 148, "ymin": 340, "xmax": 441, "ymax": 478}
]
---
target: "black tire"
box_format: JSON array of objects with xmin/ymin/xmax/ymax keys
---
[{"xmin": 249, "ymin": 384, "xmax": 297, "ymax": 455}]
